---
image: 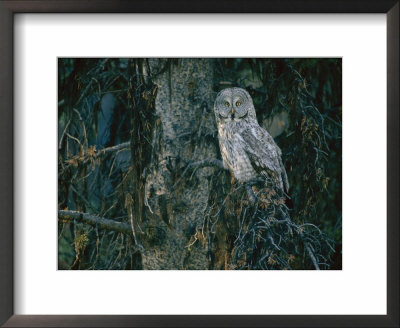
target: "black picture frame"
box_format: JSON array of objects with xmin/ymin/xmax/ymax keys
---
[{"xmin": 0, "ymin": 1, "xmax": 398, "ymax": 327}]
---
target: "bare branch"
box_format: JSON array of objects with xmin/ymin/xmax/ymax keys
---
[
  {"xmin": 173, "ymin": 158, "xmax": 225, "ymax": 188},
  {"xmin": 58, "ymin": 210, "xmax": 131, "ymax": 236},
  {"xmin": 97, "ymin": 142, "xmax": 130, "ymax": 157},
  {"xmin": 58, "ymin": 118, "xmax": 71, "ymax": 150},
  {"xmin": 63, "ymin": 142, "xmax": 130, "ymax": 168},
  {"xmin": 304, "ymin": 242, "xmax": 321, "ymax": 270}
]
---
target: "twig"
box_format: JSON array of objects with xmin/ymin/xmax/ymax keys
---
[
  {"xmin": 304, "ymin": 242, "xmax": 320, "ymax": 270},
  {"xmin": 58, "ymin": 119, "xmax": 71, "ymax": 150},
  {"xmin": 70, "ymin": 185, "xmax": 98, "ymax": 212},
  {"xmin": 58, "ymin": 210, "xmax": 131, "ymax": 236},
  {"xmin": 73, "ymin": 108, "xmax": 88, "ymax": 150},
  {"xmin": 97, "ymin": 142, "xmax": 130, "ymax": 157},
  {"xmin": 173, "ymin": 158, "xmax": 225, "ymax": 188},
  {"xmin": 64, "ymin": 142, "xmax": 130, "ymax": 167}
]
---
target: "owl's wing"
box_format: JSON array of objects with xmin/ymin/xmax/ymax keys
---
[{"xmin": 240, "ymin": 125, "xmax": 289, "ymax": 192}]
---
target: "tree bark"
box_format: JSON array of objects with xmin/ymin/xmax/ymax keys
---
[{"xmin": 137, "ymin": 59, "xmax": 218, "ymax": 269}]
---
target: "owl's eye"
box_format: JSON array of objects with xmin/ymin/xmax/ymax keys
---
[
  {"xmin": 236, "ymin": 101, "xmax": 242, "ymax": 106},
  {"xmin": 224, "ymin": 101, "xmax": 230, "ymax": 107}
]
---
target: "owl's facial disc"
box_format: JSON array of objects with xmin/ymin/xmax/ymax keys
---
[{"xmin": 215, "ymin": 88, "xmax": 253, "ymax": 122}]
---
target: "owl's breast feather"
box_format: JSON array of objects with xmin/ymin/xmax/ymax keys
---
[{"xmin": 217, "ymin": 127, "xmax": 256, "ymax": 183}]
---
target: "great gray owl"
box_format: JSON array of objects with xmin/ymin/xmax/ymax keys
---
[{"xmin": 214, "ymin": 87, "xmax": 289, "ymax": 192}]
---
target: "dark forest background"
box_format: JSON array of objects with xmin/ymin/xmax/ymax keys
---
[{"xmin": 58, "ymin": 58, "xmax": 342, "ymax": 270}]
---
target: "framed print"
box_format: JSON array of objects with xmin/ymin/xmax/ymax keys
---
[{"xmin": 1, "ymin": 1, "xmax": 398, "ymax": 327}]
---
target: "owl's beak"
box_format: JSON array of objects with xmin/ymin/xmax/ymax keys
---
[{"xmin": 231, "ymin": 107, "xmax": 235, "ymax": 120}]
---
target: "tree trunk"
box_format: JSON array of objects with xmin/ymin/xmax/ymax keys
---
[{"xmin": 135, "ymin": 59, "xmax": 218, "ymax": 269}]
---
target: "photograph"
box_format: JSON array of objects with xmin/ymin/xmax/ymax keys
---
[{"xmin": 58, "ymin": 58, "xmax": 342, "ymax": 270}]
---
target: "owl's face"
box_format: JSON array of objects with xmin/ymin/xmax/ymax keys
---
[{"xmin": 214, "ymin": 87, "xmax": 256, "ymax": 124}]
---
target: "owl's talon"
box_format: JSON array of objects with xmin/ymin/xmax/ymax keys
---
[{"xmin": 245, "ymin": 185, "xmax": 257, "ymax": 204}]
